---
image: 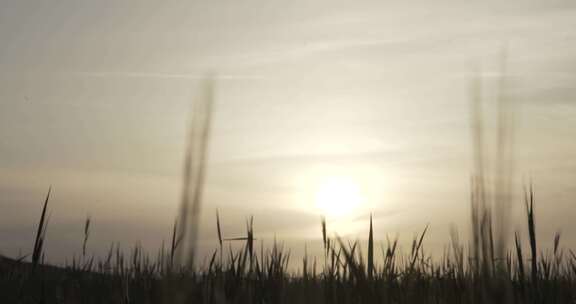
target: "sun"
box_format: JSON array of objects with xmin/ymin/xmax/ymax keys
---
[{"xmin": 315, "ymin": 176, "xmax": 362, "ymax": 219}]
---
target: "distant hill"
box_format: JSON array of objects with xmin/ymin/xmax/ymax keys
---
[{"xmin": 0, "ymin": 254, "xmax": 87, "ymax": 275}]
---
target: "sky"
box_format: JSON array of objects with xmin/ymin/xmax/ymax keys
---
[{"xmin": 1, "ymin": 0, "xmax": 576, "ymax": 265}]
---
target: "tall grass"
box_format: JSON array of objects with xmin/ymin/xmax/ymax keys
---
[
  {"xmin": 175, "ymin": 77, "xmax": 214, "ymax": 268},
  {"xmin": 3, "ymin": 184, "xmax": 575, "ymax": 303},
  {"xmin": 31, "ymin": 187, "xmax": 51, "ymax": 272}
]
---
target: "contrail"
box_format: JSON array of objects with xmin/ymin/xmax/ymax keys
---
[{"xmin": 69, "ymin": 71, "xmax": 263, "ymax": 80}]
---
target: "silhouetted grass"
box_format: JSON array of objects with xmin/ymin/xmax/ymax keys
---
[{"xmin": 1, "ymin": 185, "xmax": 575, "ymax": 304}]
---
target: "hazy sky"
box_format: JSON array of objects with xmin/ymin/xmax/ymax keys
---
[{"xmin": 1, "ymin": 0, "xmax": 576, "ymax": 264}]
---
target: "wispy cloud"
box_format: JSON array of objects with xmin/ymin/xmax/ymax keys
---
[{"xmin": 70, "ymin": 71, "xmax": 263, "ymax": 80}]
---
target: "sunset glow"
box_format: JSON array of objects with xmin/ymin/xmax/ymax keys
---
[{"xmin": 315, "ymin": 176, "xmax": 363, "ymax": 219}]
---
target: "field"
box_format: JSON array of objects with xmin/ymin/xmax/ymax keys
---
[{"xmin": 1, "ymin": 186, "xmax": 576, "ymax": 304}]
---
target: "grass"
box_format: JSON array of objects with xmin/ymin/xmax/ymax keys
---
[{"xmin": 1, "ymin": 185, "xmax": 576, "ymax": 303}]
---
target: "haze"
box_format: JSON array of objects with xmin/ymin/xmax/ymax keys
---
[{"xmin": 1, "ymin": 0, "xmax": 576, "ymax": 264}]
